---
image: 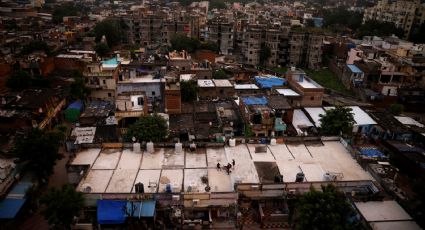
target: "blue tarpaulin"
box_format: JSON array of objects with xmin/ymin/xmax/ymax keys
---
[
  {"xmin": 126, "ymin": 200, "xmax": 156, "ymax": 218},
  {"xmin": 97, "ymin": 200, "xmax": 127, "ymax": 225},
  {"xmin": 240, "ymin": 96, "xmax": 268, "ymax": 105},
  {"xmin": 7, "ymin": 182, "xmax": 32, "ymax": 199},
  {"xmin": 254, "ymin": 76, "xmax": 286, "ymax": 89},
  {"xmin": 0, "ymin": 198, "xmax": 26, "ymax": 219},
  {"xmin": 359, "ymin": 148, "xmax": 386, "ymax": 158},
  {"xmin": 347, "ymin": 64, "xmax": 363, "ymax": 74},
  {"xmin": 67, "ymin": 100, "xmax": 84, "ymax": 111}
]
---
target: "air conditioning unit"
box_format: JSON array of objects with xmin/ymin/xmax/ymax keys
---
[
  {"xmin": 288, "ymin": 189, "xmax": 296, "ymax": 195},
  {"xmin": 192, "ymin": 199, "xmax": 200, "ymax": 205},
  {"xmin": 172, "ymin": 195, "xmax": 180, "ymax": 201}
]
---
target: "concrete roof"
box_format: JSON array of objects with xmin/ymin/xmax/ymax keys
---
[
  {"xmin": 74, "ymin": 141, "xmax": 373, "ymax": 194},
  {"xmin": 276, "ymin": 88, "xmax": 300, "ymax": 96},
  {"xmin": 213, "ymin": 79, "xmax": 233, "ymax": 87},
  {"xmin": 197, "ymin": 79, "xmax": 215, "ymax": 87},
  {"xmin": 355, "ymin": 200, "xmax": 413, "ymax": 222},
  {"xmin": 234, "ymin": 84, "xmax": 259, "ymax": 90},
  {"xmin": 304, "ymin": 107, "xmax": 326, "ymax": 127}
]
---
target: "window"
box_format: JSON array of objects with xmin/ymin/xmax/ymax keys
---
[
  {"xmin": 103, "ymin": 80, "xmax": 106, "ymax": 84},
  {"xmin": 219, "ymin": 89, "xmax": 224, "ymax": 94},
  {"xmin": 138, "ymin": 97, "xmax": 144, "ymax": 105},
  {"xmin": 310, "ymin": 96, "xmax": 314, "ymax": 100},
  {"xmin": 152, "ymin": 91, "xmax": 156, "ymax": 96},
  {"xmin": 108, "ymin": 93, "xmax": 112, "ymax": 97}
]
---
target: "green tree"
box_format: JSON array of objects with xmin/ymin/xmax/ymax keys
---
[
  {"xmin": 13, "ymin": 128, "xmax": 64, "ymax": 183},
  {"xmin": 94, "ymin": 19, "xmax": 122, "ymax": 47},
  {"xmin": 200, "ymin": 41, "xmax": 220, "ymax": 53},
  {"xmin": 170, "ymin": 33, "xmax": 201, "ymax": 53},
  {"xmin": 389, "ymin": 103, "xmax": 404, "ymax": 115},
  {"xmin": 52, "ymin": 4, "xmax": 78, "ymax": 24},
  {"xmin": 21, "ymin": 40, "xmax": 52, "ymax": 55},
  {"xmin": 6, "ymin": 70, "xmax": 32, "ymax": 90},
  {"xmin": 410, "ymin": 23, "xmax": 425, "ymax": 43},
  {"xmin": 295, "ymin": 185, "xmax": 358, "ymax": 230},
  {"xmin": 323, "ymin": 7, "xmax": 363, "ymax": 32},
  {"xmin": 41, "ymin": 185, "xmax": 84, "ymax": 229},
  {"xmin": 319, "ymin": 106, "xmax": 354, "ymax": 136},
  {"xmin": 213, "ymin": 69, "xmax": 227, "ymax": 79},
  {"xmin": 358, "ymin": 20, "xmax": 405, "ymax": 38},
  {"xmin": 180, "ymin": 80, "xmax": 198, "ymax": 102},
  {"xmin": 259, "ymin": 44, "xmax": 271, "ymax": 66},
  {"xmin": 69, "ymin": 70, "xmax": 90, "ymax": 100},
  {"xmin": 125, "ymin": 114, "xmax": 168, "ymax": 142},
  {"xmin": 94, "ymin": 43, "xmax": 110, "ymax": 57},
  {"xmin": 305, "ymin": 19, "xmax": 316, "ymax": 28}
]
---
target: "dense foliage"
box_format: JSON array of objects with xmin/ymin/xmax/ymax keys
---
[
  {"xmin": 389, "ymin": 103, "xmax": 404, "ymax": 115},
  {"xmin": 69, "ymin": 71, "xmax": 90, "ymax": 100},
  {"xmin": 322, "ymin": 7, "xmax": 363, "ymax": 32},
  {"xmin": 41, "ymin": 185, "xmax": 84, "ymax": 229},
  {"xmin": 125, "ymin": 114, "xmax": 168, "ymax": 142},
  {"xmin": 94, "ymin": 19, "xmax": 123, "ymax": 47},
  {"xmin": 94, "ymin": 43, "xmax": 111, "ymax": 57},
  {"xmin": 319, "ymin": 106, "xmax": 354, "ymax": 136},
  {"xmin": 21, "ymin": 40, "xmax": 52, "ymax": 55},
  {"xmin": 13, "ymin": 128, "xmax": 64, "ymax": 183},
  {"xmin": 295, "ymin": 185, "xmax": 358, "ymax": 230},
  {"xmin": 170, "ymin": 34, "xmax": 219, "ymax": 53},
  {"xmin": 6, "ymin": 70, "xmax": 32, "ymax": 90},
  {"xmin": 213, "ymin": 69, "xmax": 227, "ymax": 79},
  {"xmin": 52, "ymin": 4, "xmax": 78, "ymax": 24},
  {"xmin": 180, "ymin": 80, "xmax": 198, "ymax": 102},
  {"xmin": 259, "ymin": 44, "xmax": 271, "ymax": 66},
  {"xmin": 358, "ymin": 20, "xmax": 405, "ymax": 38}
]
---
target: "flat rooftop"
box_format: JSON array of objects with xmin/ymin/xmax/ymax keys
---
[
  {"xmin": 73, "ymin": 141, "xmax": 373, "ymax": 194},
  {"xmin": 276, "ymin": 88, "xmax": 300, "ymax": 97}
]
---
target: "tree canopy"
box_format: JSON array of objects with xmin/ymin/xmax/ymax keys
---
[
  {"xmin": 358, "ymin": 20, "xmax": 405, "ymax": 38},
  {"xmin": 170, "ymin": 33, "xmax": 201, "ymax": 53},
  {"xmin": 41, "ymin": 184, "xmax": 84, "ymax": 229},
  {"xmin": 94, "ymin": 43, "xmax": 111, "ymax": 57},
  {"xmin": 6, "ymin": 70, "xmax": 32, "ymax": 90},
  {"xmin": 93, "ymin": 19, "xmax": 122, "ymax": 47},
  {"xmin": 389, "ymin": 103, "xmax": 404, "ymax": 115},
  {"xmin": 259, "ymin": 44, "xmax": 271, "ymax": 66},
  {"xmin": 410, "ymin": 22, "xmax": 425, "ymax": 44},
  {"xmin": 13, "ymin": 128, "xmax": 64, "ymax": 182},
  {"xmin": 319, "ymin": 106, "xmax": 354, "ymax": 136},
  {"xmin": 52, "ymin": 4, "xmax": 78, "ymax": 24},
  {"xmin": 322, "ymin": 7, "xmax": 363, "ymax": 32},
  {"xmin": 180, "ymin": 80, "xmax": 198, "ymax": 102},
  {"xmin": 21, "ymin": 40, "xmax": 52, "ymax": 56},
  {"xmin": 295, "ymin": 185, "xmax": 358, "ymax": 230},
  {"xmin": 69, "ymin": 70, "xmax": 90, "ymax": 100},
  {"xmin": 125, "ymin": 114, "xmax": 168, "ymax": 142},
  {"xmin": 213, "ymin": 69, "xmax": 227, "ymax": 79}
]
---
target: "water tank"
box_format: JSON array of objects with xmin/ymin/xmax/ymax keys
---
[
  {"xmin": 295, "ymin": 172, "xmax": 305, "ymax": 182},
  {"xmin": 166, "ymin": 183, "xmax": 172, "ymax": 193},
  {"xmin": 229, "ymin": 138, "xmax": 236, "ymax": 147},
  {"xmin": 133, "ymin": 142, "xmax": 141, "ymax": 153},
  {"xmin": 189, "ymin": 143, "xmax": 196, "ymax": 151},
  {"xmin": 146, "ymin": 141, "xmax": 154, "ymax": 153},
  {"xmin": 270, "ymin": 138, "xmax": 277, "ymax": 146},
  {"xmin": 175, "ymin": 142, "xmax": 183, "ymax": 153}
]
